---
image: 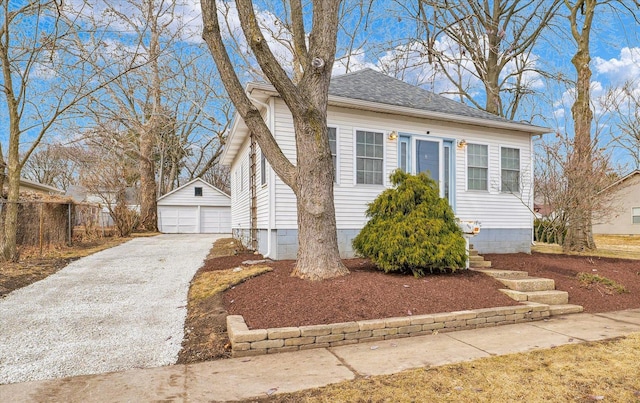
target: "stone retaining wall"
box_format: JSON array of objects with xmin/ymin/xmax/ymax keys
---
[{"xmin": 227, "ymin": 303, "xmax": 551, "ymax": 357}]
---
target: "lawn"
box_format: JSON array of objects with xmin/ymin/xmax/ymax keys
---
[{"xmin": 269, "ymin": 333, "xmax": 640, "ymax": 402}]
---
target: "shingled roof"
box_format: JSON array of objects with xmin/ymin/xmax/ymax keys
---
[{"xmin": 328, "ymin": 68, "xmax": 520, "ymax": 125}]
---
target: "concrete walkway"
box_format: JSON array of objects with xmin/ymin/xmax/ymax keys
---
[
  {"xmin": 0, "ymin": 234, "xmax": 224, "ymax": 385},
  {"xmin": 1, "ymin": 309, "xmax": 639, "ymax": 402}
]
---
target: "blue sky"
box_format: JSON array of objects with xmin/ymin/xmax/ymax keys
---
[{"xmin": 2, "ymin": 1, "xmax": 639, "ymax": 172}]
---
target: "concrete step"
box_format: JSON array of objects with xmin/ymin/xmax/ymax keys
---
[
  {"xmin": 474, "ymin": 269, "xmax": 529, "ymax": 278},
  {"xmin": 549, "ymin": 304, "xmax": 584, "ymax": 316},
  {"xmin": 499, "ymin": 289, "xmax": 569, "ymax": 305},
  {"xmin": 496, "ymin": 277, "xmax": 556, "ymax": 292},
  {"xmin": 469, "ymin": 255, "xmax": 486, "ymax": 263},
  {"xmin": 470, "ymin": 260, "xmax": 492, "ymax": 268},
  {"xmin": 469, "ymin": 249, "xmax": 479, "ymax": 256}
]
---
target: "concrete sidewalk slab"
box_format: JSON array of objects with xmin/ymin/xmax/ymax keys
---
[
  {"xmin": 184, "ymin": 349, "xmax": 353, "ymax": 401},
  {"xmin": 597, "ymin": 308, "xmax": 640, "ymax": 325},
  {"xmin": 0, "ymin": 365, "xmax": 186, "ymax": 402},
  {"xmin": 446, "ymin": 322, "xmax": 580, "ymax": 355},
  {"xmin": 329, "ymin": 334, "xmax": 490, "ymax": 376},
  {"xmin": 531, "ymin": 312, "xmax": 640, "ymax": 341},
  {"xmin": 0, "ymin": 349, "xmax": 353, "ymax": 403}
]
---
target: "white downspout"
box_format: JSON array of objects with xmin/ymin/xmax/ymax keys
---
[
  {"xmin": 530, "ymin": 135, "xmax": 535, "ymax": 246},
  {"xmin": 247, "ymin": 93, "xmax": 275, "ymax": 258}
]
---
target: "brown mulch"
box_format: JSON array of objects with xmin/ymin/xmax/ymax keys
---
[{"xmin": 222, "ymin": 257, "xmax": 520, "ymax": 329}]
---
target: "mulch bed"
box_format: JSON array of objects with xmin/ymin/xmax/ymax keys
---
[
  {"xmin": 210, "ymin": 251, "xmax": 640, "ymax": 331},
  {"xmin": 215, "ymin": 254, "xmax": 520, "ymax": 329}
]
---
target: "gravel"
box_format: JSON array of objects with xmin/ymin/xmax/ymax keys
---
[{"xmin": 0, "ymin": 234, "xmax": 223, "ymax": 385}]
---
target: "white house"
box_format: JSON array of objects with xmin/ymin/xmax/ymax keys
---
[
  {"xmin": 593, "ymin": 170, "xmax": 640, "ymax": 235},
  {"xmin": 157, "ymin": 178, "xmax": 231, "ymax": 233},
  {"xmin": 222, "ymin": 69, "xmax": 550, "ymax": 259}
]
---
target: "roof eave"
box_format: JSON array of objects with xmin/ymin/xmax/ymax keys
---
[
  {"xmin": 328, "ymin": 95, "xmax": 551, "ymax": 135},
  {"xmin": 222, "ymin": 82, "xmax": 551, "ymax": 166}
]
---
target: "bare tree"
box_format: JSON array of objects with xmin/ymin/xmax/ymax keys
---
[
  {"xmin": 0, "ymin": 1, "xmax": 140, "ymax": 260},
  {"xmin": 74, "ymin": 141, "xmax": 141, "ymax": 237},
  {"xmin": 201, "ymin": 0, "xmax": 348, "ymax": 280},
  {"xmin": 410, "ymin": 0, "xmax": 561, "ymax": 119},
  {"xmin": 21, "ymin": 144, "xmax": 77, "ymax": 190},
  {"xmin": 534, "ymin": 134, "xmax": 619, "ymax": 245},
  {"xmin": 601, "ymin": 81, "xmax": 640, "ymax": 170}
]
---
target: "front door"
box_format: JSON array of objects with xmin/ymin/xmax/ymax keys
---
[{"xmin": 398, "ymin": 135, "xmax": 454, "ymax": 207}]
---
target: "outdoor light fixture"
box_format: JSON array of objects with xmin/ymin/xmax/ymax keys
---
[
  {"xmin": 457, "ymin": 139, "xmax": 467, "ymax": 149},
  {"xmin": 388, "ymin": 131, "xmax": 398, "ymax": 140}
]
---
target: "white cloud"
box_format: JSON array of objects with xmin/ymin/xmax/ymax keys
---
[{"xmin": 594, "ymin": 47, "xmax": 640, "ymax": 84}]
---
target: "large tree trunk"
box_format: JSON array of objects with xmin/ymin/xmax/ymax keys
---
[
  {"xmin": 138, "ymin": 129, "xmax": 158, "ymax": 231},
  {"xmin": 564, "ymin": 0, "xmax": 596, "ymax": 252},
  {"xmin": 1, "ymin": 123, "xmax": 21, "ymax": 261},
  {"xmin": 201, "ymin": 0, "xmax": 348, "ymax": 280},
  {"xmin": 137, "ymin": 0, "xmax": 160, "ymax": 232},
  {"xmin": 291, "ymin": 116, "xmax": 347, "ymax": 280},
  {"xmin": 1, "ymin": 165, "xmax": 20, "ymax": 261}
]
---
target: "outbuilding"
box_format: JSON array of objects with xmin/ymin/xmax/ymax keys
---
[{"xmin": 157, "ymin": 178, "xmax": 231, "ymax": 234}]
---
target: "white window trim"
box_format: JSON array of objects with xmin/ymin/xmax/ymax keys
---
[
  {"xmin": 465, "ymin": 141, "xmax": 490, "ymax": 192},
  {"xmin": 352, "ymin": 127, "xmax": 386, "ymax": 186},
  {"xmin": 499, "ymin": 145, "xmax": 521, "ymax": 194},
  {"xmin": 632, "ymin": 207, "xmax": 640, "ymax": 224},
  {"xmin": 328, "ymin": 125, "xmax": 339, "ymax": 185}
]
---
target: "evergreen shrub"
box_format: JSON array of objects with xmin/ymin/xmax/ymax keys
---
[{"xmin": 352, "ymin": 170, "xmax": 467, "ymax": 277}]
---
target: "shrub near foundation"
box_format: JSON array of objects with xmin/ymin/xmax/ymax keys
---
[{"xmin": 353, "ymin": 170, "xmax": 466, "ymax": 277}]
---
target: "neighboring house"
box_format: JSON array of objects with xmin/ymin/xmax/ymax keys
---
[
  {"xmin": 13, "ymin": 178, "xmax": 65, "ymax": 196},
  {"xmin": 66, "ymin": 185, "xmax": 139, "ymax": 227},
  {"xmin": 593, "ymin": 170, "xmax": 640, "ymax": 235},
  {"xmin": 157, "ymin": 178, "xmax": 231, "ymax": 234},
  {"xmin": 222, "ymin": 69, "xmax": 550, "ymax": 259}
]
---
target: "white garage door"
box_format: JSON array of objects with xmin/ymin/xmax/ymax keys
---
[
  {"xmin": 158, "ymin": 206, "xmax": 198, "ymax": 233},
  {"xmin": 200, "ymin": 206, "xmax": 231, "ymax": 233}
]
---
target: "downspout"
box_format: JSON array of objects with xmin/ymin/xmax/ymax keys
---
[
  {"xmin": 530, "ymin": 135, "xmax": 535, "ymax": 246},
  {"xmin": 247, "ymin": 93, "xmax": 275, "ymax": 258}
]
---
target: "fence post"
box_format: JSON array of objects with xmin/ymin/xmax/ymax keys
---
[{"xmin": 39, "ymin": 203, "xmax": 44, "ymax": 256}]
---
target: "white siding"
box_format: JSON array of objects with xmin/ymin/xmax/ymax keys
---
[
  {"xmin": 454, "ymin": 127, "xmax": 533, "ymax": 229},
  {"xmin": 593, "ymin": 174, "xmax": 640, "ymax": 235},
  {"xmin": 268, "ymin": 101, "xmax": 534, "ymax": 231},
  {"xmin": 157, "ymin": 180, "xmax": 230, "ymax": 207},
  {"xmin": 273, "ymin": 99, "xmax": 299, "ymax": 229},
  {"xmin": 230, "ymin": 139, "xmax": 252, "ymax": 230},
  {"xmin": 256, "ymin": 147, "xmax": 270, "ymax": 227}
]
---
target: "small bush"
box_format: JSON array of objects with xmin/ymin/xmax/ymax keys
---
[
  {"xmin": 577, "ymin": 272, "xmax": 628, "ymax": 294},
  {"xmin": 534, "ymin": 218, "xmax": 566, "ymax": 245},
  {"xmin": 352, "ymin": 170, "xmax": 466, "ymax": 277}
]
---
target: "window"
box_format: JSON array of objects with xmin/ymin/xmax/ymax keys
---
[
  {"xmin": 356, "ymin": 130, "xmax": 384, "ymax": 185},
  {"xmin": 633, "ymin": 207, "xmax": 640, "ymax": 224},
  {"xmin": 260, "ymin": 151, "xmax": 267, "ymax": 186},
  {"xmin": 328, "ymin": 127, "xmax": 337, "ymax": 182},
  {"xmin": 501, "ymin": 147, "xmax": 520, "ymax": 193},
  {"xmin": 467, "ymin": 143, "xmax": 488, "ymax": 191},
  {"xmin": 194, "ymin": 187, "xmax": 203, "ymax": 197}
]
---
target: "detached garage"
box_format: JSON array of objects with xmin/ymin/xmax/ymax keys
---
[{"xmin": 157, "ymin": 178, "xmax": 231, "ymax": 234}]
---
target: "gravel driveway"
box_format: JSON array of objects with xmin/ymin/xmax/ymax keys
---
[{"xmin": 0, "ymin": 234, "xmax": 224, "ymax": 385}]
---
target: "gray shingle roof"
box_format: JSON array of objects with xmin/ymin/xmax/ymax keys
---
[{"xmin": 328, "ymin": 68, "xmax": 518, "ymax": 125}]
